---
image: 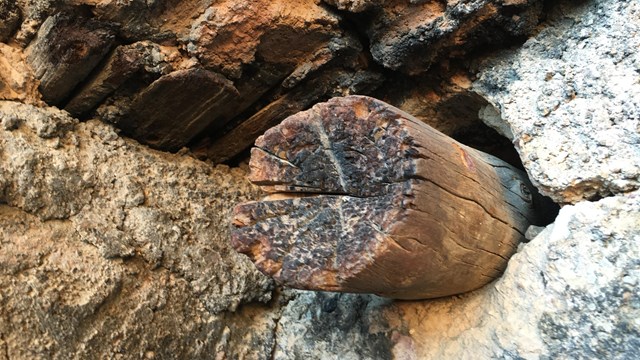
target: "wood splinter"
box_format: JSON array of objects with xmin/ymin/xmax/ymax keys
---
[{"xmin": 231, "ymin": 95, "xmax": 544, "ymax": 299}]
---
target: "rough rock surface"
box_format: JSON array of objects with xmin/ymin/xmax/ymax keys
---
[
  {"xmin": 0, "ymin": 101, "xmax": 278, "ymax": 358},
  {"xmin": 0, "ymin": 0, "xmax": 20, "ymax": 42},
  {"xmin": 0, "ymin": 43, "xmax": 40, "ymax": 104},
  {"xmin": 1, "ymin": 0, "xmax": 639, "ymax": 358},
  {"xmin": 322, "ymin": 0, "xmax": 382, "ymax": 13},
  {"xmin": 4, "ymin": 0, "xmax": 380, "ymax": 157},
  {"xmin": 474, "ymin": 0, "xmax": 640, "ymax": 204},
  {"xmin": 359, "ymin": 0, "xmax": 544, "ymax": 74},
  {"xmin": 2, "ymin": 0, "xmax": 548, "ymax": 161},
  {"xmin": 273, "ymin": 191, "xmax": 640, "ymax": 359},
  {"xmin": 381, "ymin": 69, "xmax": 485, "ymax": 136}
]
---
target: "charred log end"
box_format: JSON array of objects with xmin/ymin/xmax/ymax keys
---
[{"xmin": 231, "ymin": 95, "xmax": 540, "ymax": 299}]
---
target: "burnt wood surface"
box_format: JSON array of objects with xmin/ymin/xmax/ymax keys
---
[
  {"xmin": 231, "ymin": 95, "xmax": 542, "ymax": 299},
  {"xmin": 26, "ymin": 14, "xmax": 115, "ymax": 105}
]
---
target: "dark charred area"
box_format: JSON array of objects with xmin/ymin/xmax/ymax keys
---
[
  {"xmin": 231, "ymin": 96, "xmax": 544, "ymax": 299},
  {"xmin": 3, "ymin": 0, "xmax": 549, "ymax": 171}
]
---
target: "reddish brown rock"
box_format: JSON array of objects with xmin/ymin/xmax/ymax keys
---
[
  {"xmin": 51, "ymin": 0, "xmax": 368, "ymax": 154},
  {"xmin": 0, "ymin": 43, "xmax": 40, "ymax": 104},
  {"xmin": 203, "ymin": 68, "xmax": 383, "ymax": 164},
  {"xmin": 64, "ymin": 41, "xmax": 164, "ymax": 117}
]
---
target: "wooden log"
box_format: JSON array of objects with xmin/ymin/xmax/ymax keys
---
[
  {"xmin": 230, "ymin": 95, "xmax": 545, "ymax": 299},
  {"xmin": 203, "ymin": 68, "xmax": 382, "ymax": 163},
  {"xmin": 64, "ymin": 42, "xmax": 155, "ymax": 117},
  {"xmin": 25, "ymin": 14, "xmax": 115, "ymax": 105},
  {"xmin": 125, "ymin": 68, "xmax": 238, "ymax": 151}
]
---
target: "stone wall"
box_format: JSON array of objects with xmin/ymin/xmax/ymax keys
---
[{"xmin": 1, "ymin": 0, "xmax": 638, "ymax": 358}]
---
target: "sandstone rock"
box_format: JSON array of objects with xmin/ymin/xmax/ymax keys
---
[
  {"xmin": 0, "ymin": 43, "xmax": 41, "ymax": 104},
  {"xmin": 273, "ymin": 190, "xmax": 640, "ymax": 359},
  {"xmin": 474, "ymin": 0, "xmax": 640, "ymax": 204}
]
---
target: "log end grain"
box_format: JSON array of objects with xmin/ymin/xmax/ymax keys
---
[{"xmin": 231, "ymin": 95, "xmax": 541, "ymax": 299}]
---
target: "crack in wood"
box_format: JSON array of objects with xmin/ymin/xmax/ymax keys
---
[{"xmin": 231, "ymin": 95, "xmax": 543, "ymax": 299}]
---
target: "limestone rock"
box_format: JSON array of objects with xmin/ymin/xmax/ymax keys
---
[{"xmin": 474, "ymin": 0, "xmax": 640, "ymax": 203}]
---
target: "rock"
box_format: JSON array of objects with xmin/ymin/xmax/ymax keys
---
[
  {"xmin": 322, "ymin": 0, "xmax": 382, "ymax": 13},
  {"xmin": 473, "ymin": 0, "xmax": 640, "ymax": 204},
  {"xmin": 12, "ymin": 0, "xmax": 56, "ymax": 46},
  {"xmin": 0, "ymin": 205, "xmax": 282, "ymax": 359},
  {"xmin": 273, "ymin": 291, "xmax": 396, "ymax": 360},
  {"xmin": 0, "ymin": 0, "xmax": 21, "ymax": 42},
  {"xmin": 363, "ymin": 0, "xmax": 544, "ymax": 74},
  {"xmin": 0, "ymin": 43, "xmax": 41, "ymax": 104},
  {"xmin": 125, "ymin": 68, "xmax": 239, "ymax": 151},
  {"xmin": 14, "ymin": 0, "xmax": 378, "ymax": 156},
  {"xmin": 0, "ymin": 101, "xmax": 280, "ymax": 358},
  {"xmin": 273, "ymin": 190, "xmax": 640, "ymax": 359}
]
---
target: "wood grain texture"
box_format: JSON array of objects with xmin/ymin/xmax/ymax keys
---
[
  {"xmin": 26, "ymin": 14, "xmax": 115, "ymax": 105},
  {"xmin": 231, "ymin": 95, "xmax": 542, "ymax": 299},
  {"xmin": 126, "ymin": 68, "xmax": 238, "ymax": 151}
]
